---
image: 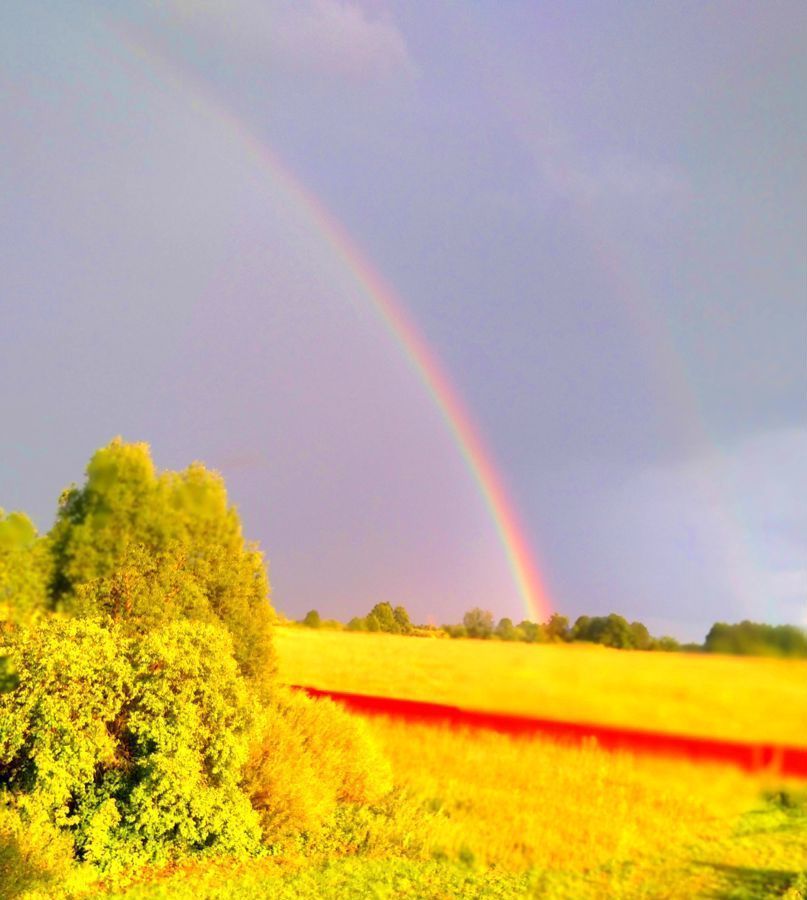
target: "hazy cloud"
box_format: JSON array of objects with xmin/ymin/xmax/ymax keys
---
[
  {"xmin": 544, "ymin": 154, "xmax": 692, "ymax": 206},
  {"xmin": 155, "ymin": 0, "xmax": 416, "ymax": 81}
]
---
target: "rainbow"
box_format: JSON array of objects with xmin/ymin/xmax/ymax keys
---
[{"xmin": 111, "ymin": 25, "xmax": 554, "ymax": 623}]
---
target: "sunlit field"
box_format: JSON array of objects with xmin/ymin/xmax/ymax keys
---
[
  {"xmin": 105, "ymin": 719, "xmax": 807, "ymax": 900},
  {"xmin": 274, "ymin": 627, "xmax": 807, "ymax": 745}
]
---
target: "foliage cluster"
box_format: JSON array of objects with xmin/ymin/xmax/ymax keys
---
[
  {"xmin": 0, "ymin": 511, "xmax": 49, "ymax": 626},
  {"xmin": 705, "ymin": 620, "xmax": 807, "ymax": 658},
  {"xmin": 0, "ymin": 439, "xmax": 394, "ymax": 895}
]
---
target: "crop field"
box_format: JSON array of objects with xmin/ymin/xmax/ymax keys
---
[
  {"xmin": 17, "ymin": 623, "xmax": 807, "ymax": 899},
  {"xmin": 108, "ymin": 714, "xmax": 807, "ymax": 899},
  {"xmin": 274, "ymin": 627, "xmax": 807, "ymax": 745}
]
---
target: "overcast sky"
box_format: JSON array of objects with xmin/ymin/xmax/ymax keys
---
[{"xmin": 2, "ymin": 2, "xmax": 804, "ymax": 640}]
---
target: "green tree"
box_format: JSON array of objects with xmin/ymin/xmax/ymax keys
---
[
  {"xmin": 369, "ymin": 602, "xmax": 398, "ymax": 633},
  {"xmin": 571, "ymin": 616, "xmax": 591, "ymax": 642},
  {"xmin": 577, "ymin": 614, "xmax": 634, "ymax": 649},
  {"xmin": 393, "ymin": 605, "xmax": 412, "ymax": 634},
  {"xmin": 653, "ymin": 635, "xmax": 681, "ymax": 652},
  {"xmin": 0, "ymin": 510, "xmax": 49, "ymax": 625},
  {"xmin": 346, "ymin": 616, "xmax": 366, "ymax": 631},
  {"xmin": 302, "ymin": 609, "xmax": 321, "ymax": 629},
  {"xmin": 517, "ymin": 620, "xmax": 546, "ymax": 643},
  {"xmin": 545, "ymin": 613, "xmax": 570, "ymax": 643},
  {"xmin": 495, "ymin": 617, "xmax": 518, "ymax": 641},
  {"xmin": 704, "ymin": 620, "xmax": 807, "ymax": 658},
  {"xmin": 463, "ymin": 608, "xmax": 494, "ymax": 639},
  {"xmin": 47, "ymin": 439, "xmax": 275, "ymax": 686},
  {"xmin": 72, "ymin": 543, "xmax": 210, "ymax": 628},
  {"xmin": 629, "ymin": 621, "xmax": 652, "ymax": 650}
]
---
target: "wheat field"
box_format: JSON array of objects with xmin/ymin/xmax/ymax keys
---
[{"xmin": 274, "ymin": 627, "xmax": 807, "ymax": 745}]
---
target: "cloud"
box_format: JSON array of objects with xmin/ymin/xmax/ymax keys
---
[
  {"xmin": 155, "ymin": 0, "xmax": 416, "ymax": 81},
  {"xmin": 540, "ymin": 153, "xmax": 692, "ymax": 207},
  {"xmin": 606, "ymin": 425, "xmax": 807, "ymax": 625}
]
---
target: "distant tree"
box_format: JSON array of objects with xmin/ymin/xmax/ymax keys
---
[
  {"xmin": 704, "ymin": 620, "xmax": 807, "ymax": 658},
  {"xmin": 393, "ymin": 605, "xmax": 413, "ymax": 634},
  {"xmin": 495, "ymin": 617, "xmax": 518, "ymax": 641},
  {"xmin": 629, "ymin": 621, "xmax": 652, "ymax": 651},
  {"xmin": 580, "ymin": 614, "xmax": 634, "ymax": 649},
  {"xmin": 346, "ymin": 616, "xmax": 366, "ymax": 631},
  {"xmin": 517, "ymin": 620, "xmax": 546, "ymax": 643},
  {"xmin": 463, "ymin": 608, "xmax": 494, "ymax": 639},
  {"xmin": 442, "ymin": 623, "xmax": 467, "ymax": 639},
  {"xmin": 546, "ymin": 613, "xmax": 570, "ymax": 643},
  {"xmin": 652, "ymin": 635, "xmax": 681, "ymax": 652},
  {"xmin": 368, "ymin": 602, "xmax": 399, "ymax": 633},
  {"xmin": 302, "ymin": 609, "xmax": 321, "ymax": 629},
  {"xmin": 365, "ymin": 613, "xmax": 381, "ymax": 632},
  {"xmin": 571, "ymin": 615, "xmax": 591, "ymax": 642}
]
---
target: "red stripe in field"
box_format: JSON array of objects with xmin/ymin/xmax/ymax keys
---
[{"xmin": 292, "ymin": 685, "xmax": 807, "ymax": 779}]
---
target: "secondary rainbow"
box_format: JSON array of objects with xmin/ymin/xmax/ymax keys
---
[{"xmin": 113, "ymin": 25, "xmax": 554, "ymax": 623}]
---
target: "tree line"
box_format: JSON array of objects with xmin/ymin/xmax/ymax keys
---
[{"xmin": 299, "ymin": 605, "xmax": 807, "ymax": 658}]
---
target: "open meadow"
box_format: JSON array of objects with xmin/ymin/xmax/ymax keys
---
[
  {"xmin": 274, "ymin": 627, "xmax": 807, "ymax": 746},
  {"xmin": 103, "ymin": 630, "xmax": 807, "ymax": 899}
]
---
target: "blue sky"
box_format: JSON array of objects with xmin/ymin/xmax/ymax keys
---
[{"xmin": 1, "ymin": 2, "xmax": 804, "ymax": 639}]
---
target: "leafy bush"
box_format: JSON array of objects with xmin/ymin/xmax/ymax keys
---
[
  {"xmin": 0, "ymin": 511, "xmax": 49, "ymax": 626},
  {"xmin": 0, "ymin": 617, "xmax": 261, "ymax": 872},
  {"xmin": 244, "ymin": 688, "xmax": 392, "ymax": 845},
  {"xmin": 0, "ymin": 802, "xmax": 75, "ymax": 899}
]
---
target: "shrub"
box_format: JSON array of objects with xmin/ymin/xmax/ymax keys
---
[
  {"xmin": 0, "ymin": 801, "xmax": 75, "ymax": 899},
  {"xmin": 244, "ymin": 688, "xmax": 392, "ymax": 845},
  {"xmin": 0, "ymin": 511, "xmax": 49, "ymax": 626},
  {"xmin": 302, "ymin": 610, "xmax": 321, "ymax": 629},
  {"xmin": 0, "ymin": 617, "xmax": 261, "ymax": 872}
]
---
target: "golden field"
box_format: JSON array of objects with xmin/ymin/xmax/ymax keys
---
[
  {"xmin": 112, "ymin": 720, "xmax": 807, "ymax": 898},
  {"xmin": 101, "ymin": 627, "xmax": 807, "ymax": 898},
  {"xmin": 364, "ymin": 717, "xmax": 807, "ymax": 897},
  {"xmin": 274, "ymin": 627, "xmax": 807, "ymax": 745}
]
